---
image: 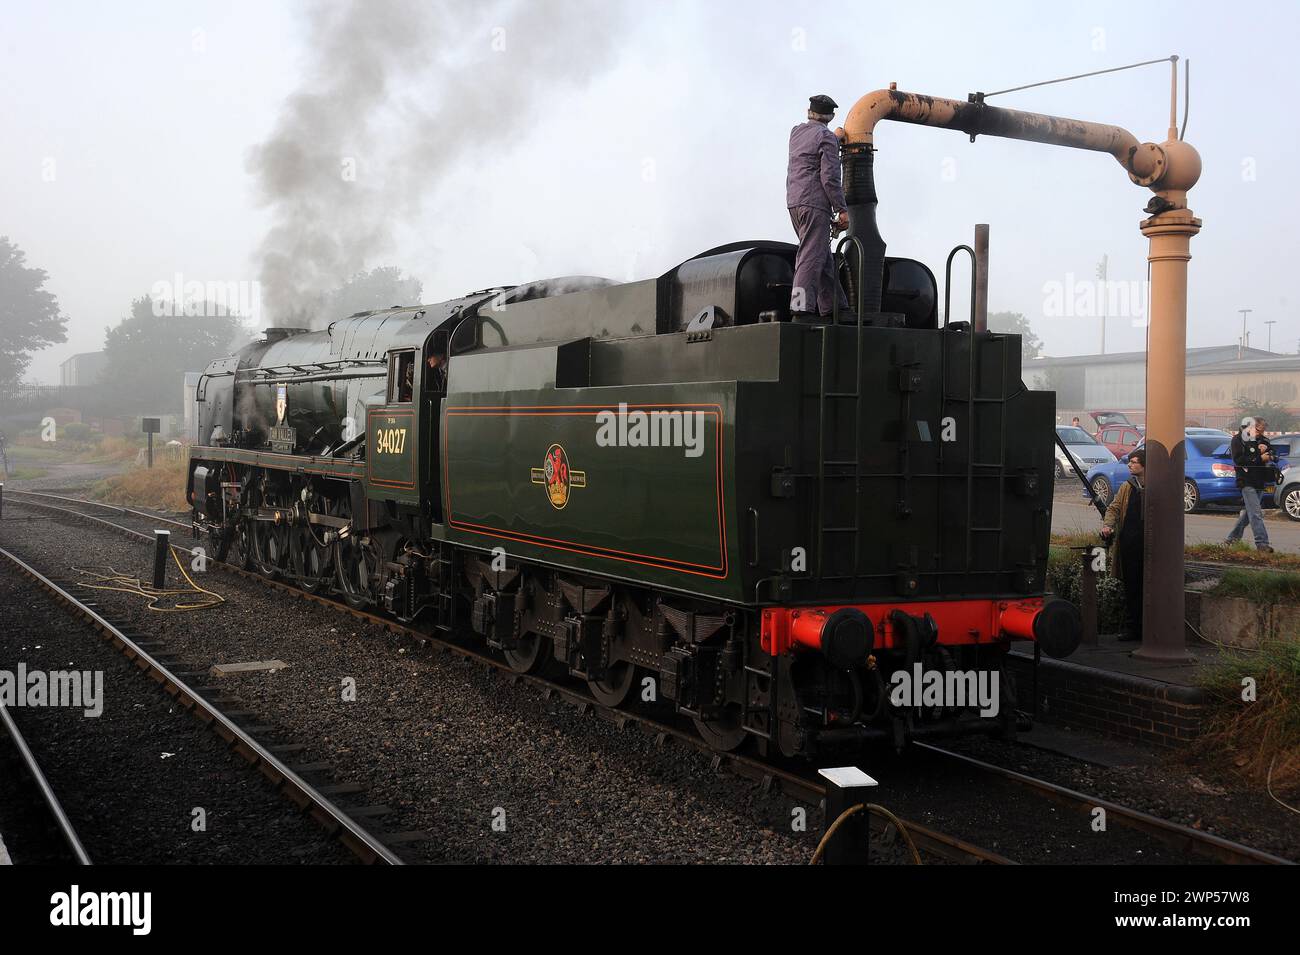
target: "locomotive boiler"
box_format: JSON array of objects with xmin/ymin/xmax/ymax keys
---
[{"xmin": 188, "ymin": 237, "xmax": 1080, "ymax": 759}]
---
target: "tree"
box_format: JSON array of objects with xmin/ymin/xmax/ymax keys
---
[
  {"xmin": 987, "ymin": 311, "xmax": 1043, "ymax": 361},
  {"xmin": 319, "ymin": 267, "xmax": 422, "ymax": 324},
  {"xmin": 0, "ymin": 237, "xmax": 68, "ymax": 393},
  {"xmin": 101, "ymin": 297, "xmax": 243, "ymax": 412},
  {"xmin": 1034, "ymin": 365, "xmax": 1085, "ymax": 408},
  {"xmin": 1232, "ymin": 397, "xmax": 1299, "ymax": 433}
]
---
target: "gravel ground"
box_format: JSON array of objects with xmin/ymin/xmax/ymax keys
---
[
  {"xmin": 0, "ymin": 550, "xmax": 355, "ymax": 864},
  {"xmin": 7, "ymin": 499, "xmax": 1293, "ymax": 864}
]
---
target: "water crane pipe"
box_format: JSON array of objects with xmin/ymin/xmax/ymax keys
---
[{"xmin": 844, "ymin": 90, "xmax": 1154, "ymax": 171}]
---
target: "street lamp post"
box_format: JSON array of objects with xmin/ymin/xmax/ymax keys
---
[{"xmin": 1097, "ymin": 254, "xmax": 1108, "ymax": 354}]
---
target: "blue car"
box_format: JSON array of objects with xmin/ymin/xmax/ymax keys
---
[{"xmin": 1083, "ymin": 431, "xmax": 1289, "ymax": 513}]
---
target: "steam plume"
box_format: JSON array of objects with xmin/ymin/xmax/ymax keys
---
[{"xmin": 248, "ymin": 0, "xmax": 627, "ymax": 327}]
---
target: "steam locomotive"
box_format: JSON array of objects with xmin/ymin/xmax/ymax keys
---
[{"xmin": 187, "ymin": 235, "xmax": 1080, "ymax": 759}]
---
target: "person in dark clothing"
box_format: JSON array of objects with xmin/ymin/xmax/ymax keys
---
[
  {"xmin": 1225, "ymin": 416, "xmax": 1275, "ymax": 552},
  {"xmin": 426, "ymin": 350, "xmax": 447, "ymax": 393},
  {"xmin": 1101, "ymin": 448, "xmax": 1146, "ymax": 641},
  {"xmin": 786, "ymin": 93, "xmax": 850, "ymax": 322}
]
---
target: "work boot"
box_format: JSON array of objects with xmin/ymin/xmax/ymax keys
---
[{"xmin": 1258, "ymin": 544, "xmax": 1275, "ymax": 553}]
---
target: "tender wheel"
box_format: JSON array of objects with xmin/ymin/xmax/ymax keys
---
[
  {"xmin": 503, "ymin": 631, "xmax": 551, "ymax": 675},
  {"xmin": 1283, "ymin": 486, "xmax": 1300, "ymax": 522},
  {"xmin": 1184, "ymin": 480, "xmax": 1199, "ymax": 514},
  {"xmin": 1090, "ymin": 476, "xmax": 1111, "ymax": 507},
  {"xmin": 588, "ymin": 660, "xmax": 637, "ymax": 707},
  {"xmin": 693, "ymin": 705, "xmax": 747, "ymax": 752}
]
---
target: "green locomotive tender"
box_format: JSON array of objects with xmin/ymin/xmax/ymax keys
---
[{"xmin": 188, "ymin": 240, "xmax": 1080, "ymax": 757}]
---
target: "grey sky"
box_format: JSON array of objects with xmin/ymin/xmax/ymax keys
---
[{"xmin": 4, "ymin": 0, "xmax": 1297, "ymax": 382}]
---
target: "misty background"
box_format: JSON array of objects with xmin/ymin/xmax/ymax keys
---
[{"xmin": 3, "ymin": 0, "xmax": 1298, "ymax": 389}]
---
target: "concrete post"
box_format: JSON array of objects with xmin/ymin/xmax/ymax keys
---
[
  {"xmin": 153, "ymin": 530, "xmax": 170, "ymax": 589},
  {"xmin": 817, "ymin": 766, "xmax": 878, "ymax": 864}
]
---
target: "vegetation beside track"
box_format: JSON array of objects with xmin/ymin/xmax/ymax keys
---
[
  {"xmin": 90, "ymin": 458, "xmax": 188, "ymax": 512},
  {"xmin": 1196, "ymin": 637, "xmax": 1300, "ymax": 807},
  {"xmin": 1050, "ymin": 532, "xmax": 1300, "ymax": 573},
  {"xmin": 1208, "ymin": 568, "xmax": 1300, "ymax": 603}
]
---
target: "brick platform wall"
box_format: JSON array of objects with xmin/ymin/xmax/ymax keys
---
[{"xmin": 1007, "ymin": 655, "xmax": 1205, "ymax": 750}]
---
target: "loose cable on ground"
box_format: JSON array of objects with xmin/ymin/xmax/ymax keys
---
[
  {"xmin": 809, "ymin": 803, "xmax": 923, "ymax": 865},
  {"xmin": 72, "ymin": 546, "xmax": 224, "ymax": 612},
  {"xmin": 1266, "ymin": 756, "xmax": 1300, "ymax": 816}
]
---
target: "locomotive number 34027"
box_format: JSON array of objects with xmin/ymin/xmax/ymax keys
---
[{"xmin": 375, "ymin": 427, "xmax": 408, "ymax": 455}]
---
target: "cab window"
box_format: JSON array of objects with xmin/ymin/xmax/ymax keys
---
[{"xmin": 388, "ymin": 350, "xmax": 415, "ymax": 403}]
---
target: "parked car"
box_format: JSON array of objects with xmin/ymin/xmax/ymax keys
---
[
  {"xmin": 1084, "ymin": 431, "xmax": 1289, "ymax": 513},
  {"xmin": 1096, "ymin": 423, "xmax": 1144, "ymax": 458},
  {"xmin": 1054, "ymin": 425, "xmax": 1117, "ymax": 478},
  {"xmin": 1089, "ymin": 409, "xmax": 1137, "ymax": 428},
  {"xmin": 1263, "ymin": 437, "xmax": 1300, "ymax": 520}
]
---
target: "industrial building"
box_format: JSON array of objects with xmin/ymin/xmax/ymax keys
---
[
  {"xmin": 57, "ymin": 351, "xmax": 108, "ymax": 387},
  {"xmin": 1024, "ymin": 345, "xmax": 1300, "ymax": 429}
]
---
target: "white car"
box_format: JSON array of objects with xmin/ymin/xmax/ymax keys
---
[{"xmin": 1054, "ymin": 425, "xmax": 1117, "ymax": 478}]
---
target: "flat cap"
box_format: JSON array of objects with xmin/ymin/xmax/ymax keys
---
[{"xmin": 809, "ymin": 94, "xmax": 838, "ymax": 113}]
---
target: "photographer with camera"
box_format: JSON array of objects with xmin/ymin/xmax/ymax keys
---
[{"xmin": 1224, "ymin": 416, "xmax": 1275, "ymax": 553}]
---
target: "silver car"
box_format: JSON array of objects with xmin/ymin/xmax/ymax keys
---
[
  {"xmin": 1054, "ymin": 425, "xmax": 1117, "ymax": 478},
  {"xmin": 1273, "ymin": 436, "xmax": 1300, "ymax": 520}
]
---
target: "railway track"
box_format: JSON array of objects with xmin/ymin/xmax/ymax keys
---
[
  {"xmin": 0, "ymin": 489, "xmax": 192, "ymax": 530},
  {"xmin": 0, "ymin": 698, "xmax": 93, "ymax": 865},
  {"xmin": 916, "ymin": 744, "xmax": 1293, "ymax": 866},
  {"xmin": 4, "ymin": 487, "xmax": 1291, "ymax": 865},
  {"xmin": 0, "ymin": 539, "xmax": 401, "ymax": 866}
]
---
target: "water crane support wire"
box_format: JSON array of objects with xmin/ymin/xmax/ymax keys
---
[{"xmin": 981, "ymin": 55, "xmax": 1177, "ymax": 100}]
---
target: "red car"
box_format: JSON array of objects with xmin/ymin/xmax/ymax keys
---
[
  {"xmin": 1088, "ymin": 411, "xmax": 1143, "ymax": 458},
  {"xmin": 1095, "ymin": 424, "xmax": 1143, "ymax": 457}
]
